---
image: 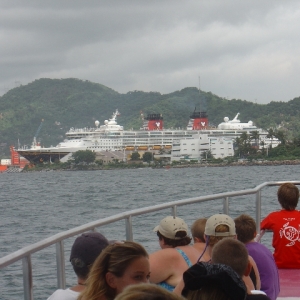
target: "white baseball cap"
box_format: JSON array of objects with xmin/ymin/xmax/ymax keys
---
[
  {"xmin": 153, "ymin": 216, "xmax": 189, "ymax": 240},
  {"xmin": 205, "ymin": 214, "xmax": 236, "ymax": 237}
]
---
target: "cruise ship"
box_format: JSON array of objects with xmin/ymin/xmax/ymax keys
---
[{"xmin": 16, "ymin": 110, "xmax": 277, "ymax": 164}]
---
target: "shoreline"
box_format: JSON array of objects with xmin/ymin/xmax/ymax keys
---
[
  {"xmin": 172, "ymin": 159, "xmax": 300, "ymax": 168},
  {"xmin": 18, "ymin": 159, "xmax": 300, "ymax": 172}
]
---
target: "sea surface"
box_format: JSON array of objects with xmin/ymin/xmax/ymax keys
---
[{"xmin": 1, "ymin": 165, "xmax": 299, "ymax": 300}]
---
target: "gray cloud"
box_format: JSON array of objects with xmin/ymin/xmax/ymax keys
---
[{"xmin": 0, "ymin": 0, "xmax": 300, "ymax": 103}]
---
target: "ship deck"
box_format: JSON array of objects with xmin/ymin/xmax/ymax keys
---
[{"xmin": 1, "ymin": 181, "xmax": 300, "ymax": 299}]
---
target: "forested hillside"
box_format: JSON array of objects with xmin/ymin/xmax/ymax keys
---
[{"xmin": 0, "ymin": 78, "xmax": 299, "ymax": 157}]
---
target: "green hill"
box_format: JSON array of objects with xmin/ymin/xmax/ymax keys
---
[{"xmin": 0, "ymin": 78, "xmax": 299, "ymax": 157}]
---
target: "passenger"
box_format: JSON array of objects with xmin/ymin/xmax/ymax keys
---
[
  {"xmin": 261, "ymin": 182, "xmax": 300, "ymax": 268},
  {"xmin": 211, "ymin": 239, "xmax": 270, "ymax": 299},
  {"xmin": 149, "ymin": 216, "xmax": 202, "ymax": 291},
  {"xmin": 235, "ymin": 214, "xmax": 280, "ymax": 300},
  {"xmin": 115, "ymin": 283, "xmax": 184, "ymax": 300},
  {"xmin": 173, "ymin": 213, "xmax": 260, "ymax": 295},
  {"xmin": 202, "ymin": 213, "xmax": 261, "ymax": 291},
  {"xmin": 190, "ymin": 218, "xmax": 210, "ymax": 262},
  {"xmin": 182, "ymin": 239, "xmax": 270, "ymax": 300},
  {"xmin": 182, "ymin": 261, "xmax": 247, "ymax": 300},
  {"xmin": 78, "ymin": 241, "xmax": 150, "ymax": 300},
  {"xmin": 47, "ymin": 232, "xmax": 109, "ymax": 300}
]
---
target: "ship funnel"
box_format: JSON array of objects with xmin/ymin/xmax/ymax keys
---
[{"xmin": 143, "ymin": 114, "xmax": 163, "ymax": 131}]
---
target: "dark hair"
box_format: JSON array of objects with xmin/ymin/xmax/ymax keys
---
[
  {"xmin": 211, "ymin": 239, "xmax": 248, "ymax": 277},
  {"xmin": 234, "ymin": 214, "xmax": 256, "ymax": 244},
  {"xmin": 277, "ymin": 182, "xmax": 299, "ymax": 210},
  {"xmin": 71, "ymin": 258, "xmax": 90, "ymax": 280},
  {"xmin": 184, "ymin": 282, "xmax": 231, "ymax": 300},
  {"xmin": 182, "ymin": 262, "xmax": 246, "ymax": 300},
  {"xmin": 157, "ymin": 231, "xmax": 192, "ymax": 247}
]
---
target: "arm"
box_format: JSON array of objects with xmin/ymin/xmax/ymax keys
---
[
  {"xmin": 173, "ymin": 278, "xmax": 184, "ymax": 295},
  {"xmin": 149, "ymin": 249, "xmax": 176, "ymax": 284},
  {"xmin": 260, "ymin": 213, "xmax": 273, "ymax": 230},
  {"xmin": 248, "ymin": 255, "xmax": 261, "ymax": 290}
]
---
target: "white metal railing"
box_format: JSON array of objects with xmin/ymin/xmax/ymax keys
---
[{"xmin": 1, "ymin": 181, "xmax": 300, "ymax": 300}]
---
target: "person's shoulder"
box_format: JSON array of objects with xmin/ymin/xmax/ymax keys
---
[
  {"xmin": 265, "ymin": 210, "xmax": 281, "ymax": 216},
  {"xmin": 261, "ymin": 210, "xmax": 280, "ymax": 223},
  {"xmin": 47, "ymin": 288, "xmax": 79, "ymax": 300},
  {"xmin": 150, "ymin": 247, "xmax": 181, "ymax": 259}
]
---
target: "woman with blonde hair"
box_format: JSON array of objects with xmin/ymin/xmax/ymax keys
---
[{"xmin": 78, "ymin": 241, "xmax": 150, "ymax": 300}]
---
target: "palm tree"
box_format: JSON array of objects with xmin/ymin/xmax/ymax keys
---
[
  {"xmin": 275, "ymin": 130, "xmax": 286, "ymax": 145},
  {"xmin": 250, "ymin": 131, "xmax": 260, "ymax": 147},
  {"xmin": 260, "ymin": 140, "xmax": 266, "ymax": 156},
  {"xmin": 267, "ymin": 128, "xmax": 276, "ymax": 148},
  {"xmin": 234, "ymin": 133, "xmax": 252, "ymax": 157}
]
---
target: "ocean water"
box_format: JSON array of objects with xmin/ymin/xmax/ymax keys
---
[{"xmin": 0, "ymin": 165, "xmax": 299, "ymax": 299}]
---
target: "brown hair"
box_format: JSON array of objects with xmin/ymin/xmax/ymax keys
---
[
  {"xmin": 207, "ymin": 225, "xmax": 235, "ymax": 247},
  {"xmin": 157, "ymin": 231, "xmax": 192, "ymax": 247},
  {"xmin": 234, "ymin": 214, "xmax": 256, "ymax": 244},
  {"xmin": 78, "ymin": 241, "xmax": 148, "ymax": 300},
  {"xmin": 211, "ymin": 239, "xmax": 249, "ymax": 277},
  {"xmin": 191, "ymin": 218, "xmax": 207, "ymax": 243},
  {"xmin": 115, "ymin": 283, "xmax": 184, "ymax": 300},
  {"xmin": 185, "ymin": 283, "xmax": 231, "ymax": 300},
  {"xmin": 277, "ymin": 182, "xmax": 299, "ymax": 210}
]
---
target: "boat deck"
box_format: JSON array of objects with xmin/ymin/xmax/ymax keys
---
[
  {"xmin": 1, "ymin": 180, "xmax": 300, "ymax": 300},
  {"xmin": 278, "ymin": 269, "xmax": 300, "ymax": 299}
]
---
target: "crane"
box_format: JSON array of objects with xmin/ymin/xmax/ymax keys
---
[{"xmin": 32, "ymin": 119, "xmax": 44, "ymax": 148}]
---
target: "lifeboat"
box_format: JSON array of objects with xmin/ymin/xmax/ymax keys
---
[
  {"xmin": 125, "ymin": 146, "xmax": 135, "ymax": 151},
  {"xmin": 164, "ymin": 145, "xmax": 172, "ymax": 149},
  {"xmin": 138, "ymin": 146, "xmax": 148, "ymax": 150},
  {"xmin": 152, "ymin": 145, "xmax": 161, "ymax": 150}
]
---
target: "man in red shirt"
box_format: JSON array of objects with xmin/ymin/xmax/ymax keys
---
[{"xmin": 261, "ymin": 182, "xmax": 300, "ymax": 268}]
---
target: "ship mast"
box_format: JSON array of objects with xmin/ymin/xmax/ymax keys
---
[{"xmin": 198, "ymin": 76, "xmax": 201, "ymax": 113}]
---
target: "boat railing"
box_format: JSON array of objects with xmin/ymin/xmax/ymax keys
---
[{"xmin": 1, "ymin": 180, "xmax": 300, "ymax": 300}]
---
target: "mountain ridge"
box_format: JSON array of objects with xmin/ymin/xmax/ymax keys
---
[{"xmin": 0, "ymin": 78, "xmax": 299, "ymax": 157}]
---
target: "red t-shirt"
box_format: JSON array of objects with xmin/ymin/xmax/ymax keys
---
[{"xmin": 261, "ymin": 209, "xmax": 300, "ymax": 269}]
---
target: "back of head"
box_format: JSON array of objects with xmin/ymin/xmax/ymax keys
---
[
  {"xmin": 234, "ymin": 214, "xmax": 256, "ymax": 244},
  {"xmin": 185, "ymin": 283, "xmax": 231, "ymax": 300},
  {"xmin": 191, "ymin": 218, "xmax": 207, "ymax": 243},
  {"xmin": 211, "ymin": 238, "xmax": 248, "ymax": 277},
  {"xmin": 182, "ymin": 262, "xmax": 246, "ymax": 300},
  {"xmin": 277, "ymin": 182, "xmax": 299, "ymax": 210},
  {"xmin": 115, "ymin": 283, "xmax": 184, "ymax": 300},
  {"xmin": 154, "ymin": 216, "xmax": 192, "ymax": 247},
  {"xmin": 70, "ymin": 232, "xmax": 109, "ymax": 280},
  {"xmin": 79, "ymin": 241, "xmax": 148, "ymax": 300},
  {"xmin": 204, "ymin": 214, "xmax": 236, "ymax": 247}
]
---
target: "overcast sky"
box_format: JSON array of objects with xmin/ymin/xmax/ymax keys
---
[{"xmin": 1, "ymin": 0, "xmax": 300, "ymax": 104}]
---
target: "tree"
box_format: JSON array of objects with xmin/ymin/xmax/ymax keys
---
[
  {"xmin": 72, "ymin": 150, "xmax": 96, "ymax": 164},
  {"xmin": 275, "ymin": 130, "xmax": 286, "ymax": 145},
  {"xmin": 250, "ymin": 131, "xmax": 260, "ymax": 147},
  {"xmin": 142, "ymin": 152, "xmax": 153, "ymax": 163},
  {"xmin": 131, "ymin": 152, "xmax": 140, "ymax": 160},
  {"xmin": 201, "ymin": 150, "xmax": 213, "ymax": 160},
  {"xmin": 234, "ymin": 133, "xmax": 253, "ymax": 157},
  {"xmin": 267, "ymin": 128, "xmax": 276, "ymax": 148}
]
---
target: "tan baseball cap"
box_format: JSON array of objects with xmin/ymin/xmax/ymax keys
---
[
  {"xmin": 204, "ymin": 214, "xmax": 236, "ymax": 237},
  {"xmin": 153, "ymin": 216, "xmax": 189, "ymax": 240}
]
